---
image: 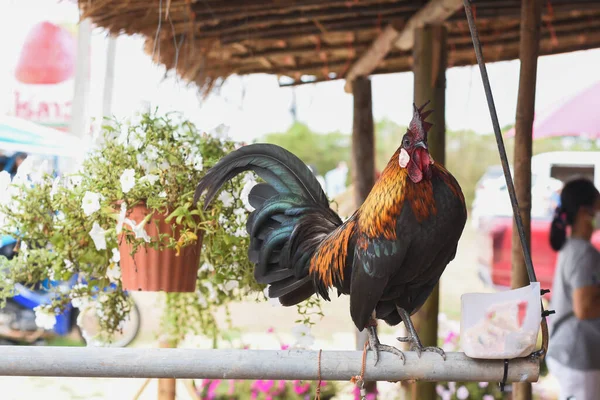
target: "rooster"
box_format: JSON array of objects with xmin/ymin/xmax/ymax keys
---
[{"xmin": 194, "ymin": 102, "xmax": 467, "ymax": 364}]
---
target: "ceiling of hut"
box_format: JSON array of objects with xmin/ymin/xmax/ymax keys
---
[{"xmin": 79, "ymin": 0, "xmax": 600, "ymax": 92}]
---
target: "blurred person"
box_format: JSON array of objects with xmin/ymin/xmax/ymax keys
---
[
  {"xmin": 546, "ymin": 178, "xmax": 600, "ymax": 400},
  {"xmin": 324, "ymin": 160, "xmax": 348, "ymax": 198},
  {"xmin": 5, "ymin": 152, "xmax": 28, "ymax": 178}
]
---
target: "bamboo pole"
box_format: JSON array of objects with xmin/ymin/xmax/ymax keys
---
[
  {"xmin": 411, "ymin": 24, "xmax": 447, "ymax": 400},
  {"xmin": 0, "ymin": 347, "xmax": 539, "ymax": 382},
  {"xmin": 511, "ymin": 0, "xmax": 542, "ymax": 399},
  {"xmin": 351, "ymin": 76, "xmax": 377, "ymax": 397}
]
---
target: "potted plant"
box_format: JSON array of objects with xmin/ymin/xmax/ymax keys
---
[{"xmin": 0, "ymin": 110, "xmax": 324, "ymax": 343}]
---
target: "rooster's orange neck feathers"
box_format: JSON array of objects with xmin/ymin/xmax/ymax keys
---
[{"xmin": 357, "ymin": 148, "xmax": 443, "ymax": 240}]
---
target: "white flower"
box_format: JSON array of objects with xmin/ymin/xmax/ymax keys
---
[
  {"xmin": 136, "ymin": 153, "xmax": 153, "ymax": 173},
  {"xmin": 223, "ymin": 280, "xmax": 239, "ymax": 292},
  {"xmin": 111, "ymin": 248, "xmax": 120, "ymax": 263},
  {"xmin": 263, "ymin": 287, "xmax": 281, "ymax": 308},
  {"xmin": 456, "ymin": 386, "xmax": 469, "ymax": 400},
  {"xmin": 139, "ymin": 174, "xmax": 159, "ymax": 185},
  {"xmin": 124, "ymin": 218, "xmax": 151, "ymax": 243},
  {"xmin": 116, "ymin": 202, "xmax": 127, "ymax": 234},
  {"xmin": 34, "ymin": 306, "xmax": 56, "ymax": 330},
  {"xmin": 120, "ymin": 169, "xmax": 136, "ymax": 193},
  {"xmin": 234, "ymin": 227, "xmax": 246, "ymax": 237},
  {"xmin": 240, "ymin": 178, "xmax": 257, "ymax": 212},
  {"xmin": 158, "ymin": 160, "xmax": 169, "ymax": 170},
  {"xmin": 106, "ymin": 263, "xmax": 120, "ymax": 281},
  {"xmin": 158, "ymin": 191, "xmax": 167, "ymax": 198},
  {"xmin": 145, "ymin": 144, "xmax": 159, "ymax": 160},
  {"xmin": 202, "ymin": 281, "xmax": 217, "ymax": 301},
  {"xmin": 186, "ymin": 152, "xmax": 204, "ymax": 171},
  {"xmin": 64, "ymin": 259, "xmax": 74, "ymax": 271},
  {"xmin": 218, "ymin": 191, "xmax": 234, "ymax": 207},
  {"xmin": 291, "ymin": 324, "xmax": 315, "ymax": 348},
  {"xmin": 197, "ymin": 291, "xmax": 208, "ymax": 308},
  {"xmin": 81, "ymin": 191, "xmax": 101, "ymax": 216},
  {"xmin": 117, "ymin": 125, "xmax": 129, "ymax": 145},
  {"xmin": 89, "ymin": 222, "xmax": 108, "ymax": 250},
  {"xmin": 210, "ymin": 124, "xmax": 230, "ymax": 140},
  {"xmin": 129, "ymin": 131, "xmax": 146, "ymax": 150},
  {"xmin": 50, "ymin": 176, "xmax": 60, "ymax": 199},
  {"xmin": 199, "ymin": 262, "xmax": 215, "ymax": 273},
  {"xmin": 71, "ymin": 296, "xmax": 89, "ymax": 310}
]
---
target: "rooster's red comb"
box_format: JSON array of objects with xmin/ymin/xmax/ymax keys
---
[{"xmin": 408, "ymin": 101, "xmax": 433, "ymax": 140}]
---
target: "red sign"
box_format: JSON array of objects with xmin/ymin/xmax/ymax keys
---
[{"xmin": 8, "ymin": 20, "xmax": 80, "ymax": 131}]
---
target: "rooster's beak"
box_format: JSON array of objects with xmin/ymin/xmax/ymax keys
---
[{"xmin": 414, "ymin": 141, "xmax": 427, "ymax": 150}]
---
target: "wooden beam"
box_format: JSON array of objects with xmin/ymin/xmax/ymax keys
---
[
  {"xmin": 343, "ymin": 25, "xmax": 402, "ymax": 93},
  {"xmin": 395, "ymin": 0, "xmax": 463, "ymax": 50},
  {"xmin": 343, "ymin": 0, "xmax": 462, "ymax": 93},
  {"xmin": 511, "ymin": 0, "xmax": 542, "ymax": 399},
  {"xmin": 351, "ymin": 76, "xmax": 377, "ymax": 398},
  {"xmin": 410, "ymin": 24, "xmax": 447, "ymax": 400}
]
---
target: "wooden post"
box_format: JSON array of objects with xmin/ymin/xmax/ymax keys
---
[
  {"xmin": 158, "ymin": 336, "xmax": 178, "ymax": 400},
  {"xmin": 351, "ymin": 76, "xmax": 377, "ymax": 396},
  {"xmin": 511, "ymin": 1, "xmax": 542, "ymax": 399},
  {"xmin": 411, "ymin": 24, "xmax": 447, "ymax": 400}
]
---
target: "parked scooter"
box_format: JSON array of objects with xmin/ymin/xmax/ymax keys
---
[{"xmin": 0, "ymin": 235, "xmax": 141, "ymax": 347}]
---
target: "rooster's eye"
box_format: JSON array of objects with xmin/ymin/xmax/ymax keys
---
[{"xmin": 402, "ymin": 137, "xmax": 410, "ymax": 148}]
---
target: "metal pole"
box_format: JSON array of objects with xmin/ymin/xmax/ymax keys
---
[
  {"xmin": 69, "ymin": 18, "xmax": 92, "ymax": 139},
  {"xmin": 101, "ymin": 36, "xmax": 117, "ymax": 119},
  {"xmin": 0, "ymin": 347, "xmax": 539, "ymax": 382}
]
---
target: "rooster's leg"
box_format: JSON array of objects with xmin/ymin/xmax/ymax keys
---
[
  {"xmin": 395, "ymin": 307, "xmax": 446, "ymax": 360},
  {"xmin": 366, "ymin": 319, "xmax": 406, "ymax": 366}
]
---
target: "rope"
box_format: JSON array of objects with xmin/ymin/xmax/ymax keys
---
[
  {"xmin": 349, "ymin": 341, "xmax": 369, "ymax": 399},
  {"xmin": 315, "ymin": 349, "xmax": 322, "ymax": 400}
]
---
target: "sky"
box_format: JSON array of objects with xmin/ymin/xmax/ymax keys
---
[{"xmin": 3, "ymin": 0, "xmax": 600, "ymax": 142}]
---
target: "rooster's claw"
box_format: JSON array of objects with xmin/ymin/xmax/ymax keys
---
[
  {"xmin": 366, "ymin": 324, "xmax": 405, "ymax": 365},
  {"xmin": 396, "ymin": 336, "xmax": 446, "ymax": 360}
]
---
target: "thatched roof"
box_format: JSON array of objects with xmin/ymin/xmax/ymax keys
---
[{"xmin": 79, "ymin": 0, "xmax": 600, "ymax": 93}]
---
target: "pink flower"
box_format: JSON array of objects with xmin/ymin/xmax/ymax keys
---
[
  {"xmin": 293, "ymin": 380, "xmax": 311, "ymax": 395},
  {"xmin": 253, "ymin": 379, "xmax": 274, "ymax": 393},
  {"xmin": 479, "ymin": 381, "xmax": 489, "ymax": 388},
  {"xmin": 483, "ymin": 395, "xmax": 495, "ymax": 400},
  {"xmin": 207, "ymin": 379, "xmax": 221, "ymax": 399},
  {"xmin": 267, "ymin": 327, "xmax": 275, "ymax": 333},
  {"xmin": 227, "ymin": 380, "xmax": 235, "ymax": 395},
  {"xmin": 444, "ymin": 331, "xmax": 458, "ymax": 344},
  {"xmin": 280, "ymin": 344, "xmax": 290, "ymax": 350}
]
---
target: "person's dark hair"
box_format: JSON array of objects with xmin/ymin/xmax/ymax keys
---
[{"xmin": 550, "ymin": 178, "xmax": 599, "ymax": 251}]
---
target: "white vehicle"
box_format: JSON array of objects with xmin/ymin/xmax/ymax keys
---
[{"xmin": 471, "ymin": 151, "xmax": 600, "ymax": 231}]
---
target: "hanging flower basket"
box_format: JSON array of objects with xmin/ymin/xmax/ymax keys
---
[{"xmin": 119, "ymin": 203, "xmax": 203, "ymax": 292}]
